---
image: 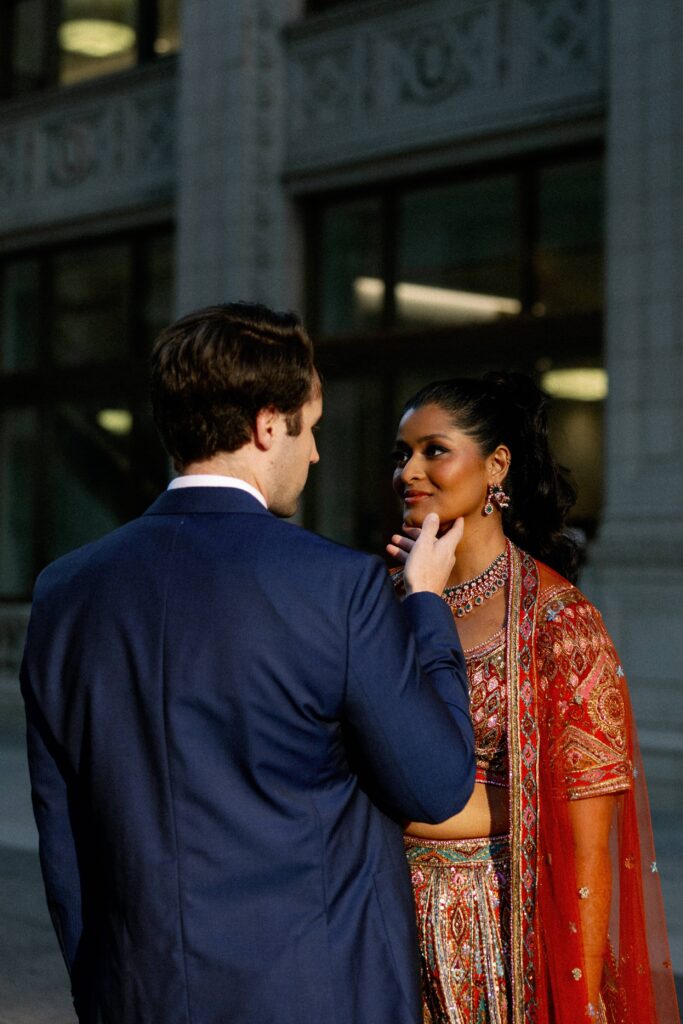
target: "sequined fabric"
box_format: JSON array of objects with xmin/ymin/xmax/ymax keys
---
[
  {"xmin": 536, "ymin": 587, "xmax": 633, "ymax": 799},
  {"xmin": 405, "ymin": 834, "xmax": 511, "ymax": 1024},
  {"xmin": 465, "ymin": 629, "xmax": 507, "ymax": 788}
]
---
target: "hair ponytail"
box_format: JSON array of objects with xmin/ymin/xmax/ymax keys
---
[{"xmin": 401, "ymin": 372, "xmax": 581, "ymax": 582}]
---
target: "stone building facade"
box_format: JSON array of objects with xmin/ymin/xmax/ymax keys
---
[{"xmin": 1, "ymin": 0, "xmax": 681, "ymax": 969}]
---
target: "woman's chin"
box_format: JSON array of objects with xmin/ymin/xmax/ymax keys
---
[{"xmin": 402, "ymin": 508, "xmax": 426, "ymax": 528}]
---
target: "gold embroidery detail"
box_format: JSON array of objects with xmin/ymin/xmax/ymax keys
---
[
  {"xmin": 572, "ymin": 967, "xmax": 583, "ymax": 980},
  {"xmin": 578, "ymin": 886, "xmax": 590, "ymax": 899}
]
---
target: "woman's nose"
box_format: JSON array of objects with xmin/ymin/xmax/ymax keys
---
[{"xmin": 400, "ymin": 454, "xmax": 422, "ymax": 483}]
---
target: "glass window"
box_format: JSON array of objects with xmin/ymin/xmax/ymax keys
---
[
  {"xmin": 47, "ymin": 400, "xmax": 167, "ymax": 561},
  {"xmin": 0, "ymin": 408, "xmax": 39, "ymax": 597},
  {"xmin": 11, "ymin": 0, "xmax": 49, "ymax": 94},
  {"xmin": 59, "ymin": 0, "xmax": 137, "ymax": 86},
  {"xmin": 307, "ymin": 155, "xmax": 604, "ymax": 553},
  {"xmin": 1, "ymin": 260, "xmax": 43, "ymax": 371},
  {"xmin": 142, "ymin": 232, "xmax": 175, "ymax": 348},
  {"xmin": 53, "ymin": 243, "xmax": 132, "ymax": 365},
  {"xmin": 318, "ymin": 198, "xmax": 383, "ymax": 336},
  {"xmin": 396, "ymin": 177, "xmax": 521, "ymax": 328},
  {"xmin": 155, "ymin": 0, "xmax": 180, "ymax": 56},
  {"xmin": 3, "ymin": 0, "xmax": 180, "ymax": 96},
  {"xmin": 48, "ymin": 402, "xmax": 123, "ymax": 560},
  {"xmin": 0, "ymin": 229, "xmax": 173, "ymax": 597},
  {"xmin": 536, "ymin": 160, "xmax": 603, "ymax": 315},
  {"xmin": 306, "ymin": 0, "xmax": 366, "ymax": 12}
]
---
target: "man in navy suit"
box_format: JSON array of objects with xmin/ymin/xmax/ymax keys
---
[{"xmin": 21, "ymin": 303, "xmax": 474, "ymax": 1024}]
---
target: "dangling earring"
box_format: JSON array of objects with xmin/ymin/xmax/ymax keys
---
[{"xmin": 484, "ymin": 483, "xmax": 510, "ymax": 516}]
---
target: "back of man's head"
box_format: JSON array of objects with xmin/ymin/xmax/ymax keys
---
[{"xmin": 150, "ymin": 302, "xmax": 317, "ymax": 470}]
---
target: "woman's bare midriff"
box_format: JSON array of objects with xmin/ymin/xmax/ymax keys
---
[{"xmin": 405, "ymin": 782, "xmax": 509, "ymax": 840}]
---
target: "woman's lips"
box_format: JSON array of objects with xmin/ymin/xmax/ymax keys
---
[{"xmin": 403, "ymin": 492, "xmax": 432, "ymax": 505}]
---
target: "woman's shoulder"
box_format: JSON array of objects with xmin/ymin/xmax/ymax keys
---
[{"xmin": 528, "ymin": 555, "xmax": 602, "ymax": 625}]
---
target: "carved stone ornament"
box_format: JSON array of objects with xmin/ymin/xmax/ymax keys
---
[
  {"xmin": 0, "ymin": 64, "xmax": 176, "ymax": 237},
  {"xmin": 285, "ymin": 0, "xmax": 605, "ymax": 174}
]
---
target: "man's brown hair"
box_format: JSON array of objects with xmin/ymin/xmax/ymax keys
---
[{"xmin": 150, "ymin": 303, "xmax": 317, "ymax": 470}]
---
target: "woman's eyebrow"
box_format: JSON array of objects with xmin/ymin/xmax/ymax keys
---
[{"xmin": 415, "ymin": 433, "xmax": 451, "ymax": 443}]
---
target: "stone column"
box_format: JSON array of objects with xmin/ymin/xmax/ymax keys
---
[
  {"xmin": 175, "ymin": 0, "xmax": 304, "ymax": 315},
  {"xmin": 586, "ymin": 0, "xmax": 683, "ymax": 964}
]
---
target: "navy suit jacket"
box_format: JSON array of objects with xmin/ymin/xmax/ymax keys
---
[{"xmin": 21, "ymin": 487, "xmax": 474, "ymax": 1024}]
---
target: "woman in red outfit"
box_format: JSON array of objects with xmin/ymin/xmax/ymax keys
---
[{"xmin": 388, "ymin": 373, "xmax": 679, "ymax": 1024}]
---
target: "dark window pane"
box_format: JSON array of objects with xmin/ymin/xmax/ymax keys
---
[
  {"xmin": 536, "ymin": 160, "xmax": 603, "ymax": 315},
  {"xmin": 12, "ymin": 0, "xmax": 49, "ymax": 94},
  {"xmin": 0, "ymin": 408, "xmax": 39, "ymax": 596},
  {"xmin": 318, "ymin": 198, "xmax": 383, "ymax": 336},
  {"xmin": 308, "ymin": 376, "xmax": 387, "ymax": 551},
  {"xmin": 306, "ymin": 0, "xmax": 366, "ymax": 11},
  {"xmin": 396, "ymin": 177, "xmax": 521, "ymax": 327},
  {"xmin": 142, "ymin": 232, "xmax": 174, "ymax": 348},
  {"xmin": 1, "ymin": 259, "xmax": 42, "ymax": 371},
  {"xmin": 59, "ymin": 0, "xmax": 137, "ymax": 86},
  {"xmin": 53, "ymin": 244, "xmax": 132, "ymax": 365},
  {"xmin": 46, "ymin": 400, "xmax": 166, "ymax": 561},
  {"xmin": 156, "ymin": 0, "xmax": 180, "ymax": 55}
]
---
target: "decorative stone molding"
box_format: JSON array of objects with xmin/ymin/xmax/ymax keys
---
[
  {"xmin": 284, "ymin": 0, "xmax": 605, "ymax": 175},
  {"xmin": 0, "ymin": 62, "xmax": 176, "ymax": 240}
]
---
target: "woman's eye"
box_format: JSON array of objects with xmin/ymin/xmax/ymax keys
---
[
  {"xmin": 391, "ymin": 449, "xmax": 409, "ymax": 466},
  {"xmin": 425, "ymin": 444, "xmax": 447, "ymax": 458}
]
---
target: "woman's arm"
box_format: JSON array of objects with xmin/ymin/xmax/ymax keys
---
[{"xmin": 567, "ymin": 794, "xmax": 617, "ymax": 1007}]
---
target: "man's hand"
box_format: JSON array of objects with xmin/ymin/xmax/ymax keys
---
[{"xmin": 387, "ymin": 514, "xmax": 464, "ymax": 596}]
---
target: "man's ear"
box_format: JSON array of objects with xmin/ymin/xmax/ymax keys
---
[{"xmin": 253, "ymin": 406, "xmax": 280, "ymax": 451}]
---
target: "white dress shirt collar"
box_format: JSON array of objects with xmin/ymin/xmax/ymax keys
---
[{"xmin": 167, "ymin": 474, "xmax": 268, "ymax": 508}]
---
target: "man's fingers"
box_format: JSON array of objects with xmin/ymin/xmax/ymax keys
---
[
  {"xmin": 417, "ymin": 513, "xmax": 440, "ymax": 542},
  {"xmin": 386, "ymin": 543, "xmax": 408, "ymax": 564},
  {"xmin": 391, "ymin": 534, "xmax": 415, "ymax": 553}
]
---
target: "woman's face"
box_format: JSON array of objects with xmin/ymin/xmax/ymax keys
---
[{"xmin": 392, "ymin": 403, "xmax": 489, "ymax": 528}]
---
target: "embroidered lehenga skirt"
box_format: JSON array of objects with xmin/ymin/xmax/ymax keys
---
[{"xmin": 404, "ymin": 834, "xmax": 512, "ymax": 1024}]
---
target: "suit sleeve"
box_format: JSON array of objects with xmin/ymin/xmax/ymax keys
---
[
  {"xmin": 344, "ymin": 557, "xmax": 475, "ymax": 823},
  {"xmin": 21, "ymin": 656, "xmax": 83, "ymax": 977}
]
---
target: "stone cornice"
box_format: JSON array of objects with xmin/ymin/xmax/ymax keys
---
[
  {"xmin": 284, "ymin": 0, "xmax": 606, "ymax": 177},
  {"xmin": 0, "ymin": 60, "xmax": 177, "ymax": 240}
]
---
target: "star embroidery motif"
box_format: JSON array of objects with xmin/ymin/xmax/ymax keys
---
[
  {"xmin": 616, "ymin": 665, "xmax": 625, "ymax": 677},
  {"xmin": 633, "ymin": 767, "xmax": 639, "ymax": 779},
  {"xmin": 650, "ymin": 862, "xmax": 658, "ymax": 874}
]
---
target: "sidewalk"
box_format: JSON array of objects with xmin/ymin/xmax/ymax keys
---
[
  {"xmin": 0, "ymin": 845, "xmax": 75, "ymax": 1024},
  {"xmin": 0, "ymin": 725, "xmax": 75, "ymax": 1023}
]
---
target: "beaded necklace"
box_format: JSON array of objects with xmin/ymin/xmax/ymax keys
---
[{"xmin": 442, "ymin": 544, "xmax": 509, "ymax": 618}]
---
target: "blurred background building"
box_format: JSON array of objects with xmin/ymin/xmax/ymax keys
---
[{"xmin": 0, "ymin": 0, "xmax": 682, "ymax": 999}]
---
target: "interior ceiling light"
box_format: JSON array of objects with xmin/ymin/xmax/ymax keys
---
[
  {"xmin": 354, "ymin": 277, "xmax": 521, "ymax": 322},
  {"xmin": 541, "ymin": 368, "xmax": 608, "ymax": 402},
  {"xmin": 97, "ymin": 408, "xmax": 133, "ymax": 435},
  {"xmin": 59, "ymin": 19, "xmax": 136, "ymax": 58}
]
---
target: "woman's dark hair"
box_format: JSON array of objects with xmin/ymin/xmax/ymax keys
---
[
  {"xmin": 401, "ymin": 372, "xmax": 581, "ymax": 582},
  {"xmin": 150, "ymin": 302, "xmax": 318, "ymax": 470}
]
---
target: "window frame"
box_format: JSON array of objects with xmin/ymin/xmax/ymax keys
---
[
  {"xmin": 0, "ymin": 0, "xmax": 179, "ymax": 100},
  {"xmin": 0, "ymin": 224, "xmax": 174, "ymax": 599},
  {"xmin": 304, "ymin": 141, "xmax": 604, "ymax": 343},
  {"xmin": 301, "ymin": 143, "xmax": 605, "ymax": 549}
]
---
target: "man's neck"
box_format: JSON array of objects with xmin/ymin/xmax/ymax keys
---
[{"xmin": 181, "ymin": 453, "xmax": 269, "ymax": 503}]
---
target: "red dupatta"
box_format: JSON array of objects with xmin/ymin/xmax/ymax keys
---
[{"xmin": 506, "ymin": 543, "xmax": 679, "ymax": 1024}]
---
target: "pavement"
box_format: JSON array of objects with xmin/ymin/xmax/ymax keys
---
[
  {"xmin": 1, "ymin": 690, "xmax": 681, "ymax": 1023},
  {"xmin": 0, "ymin": 709, "xmax": 75, "ymax": 1023}
]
